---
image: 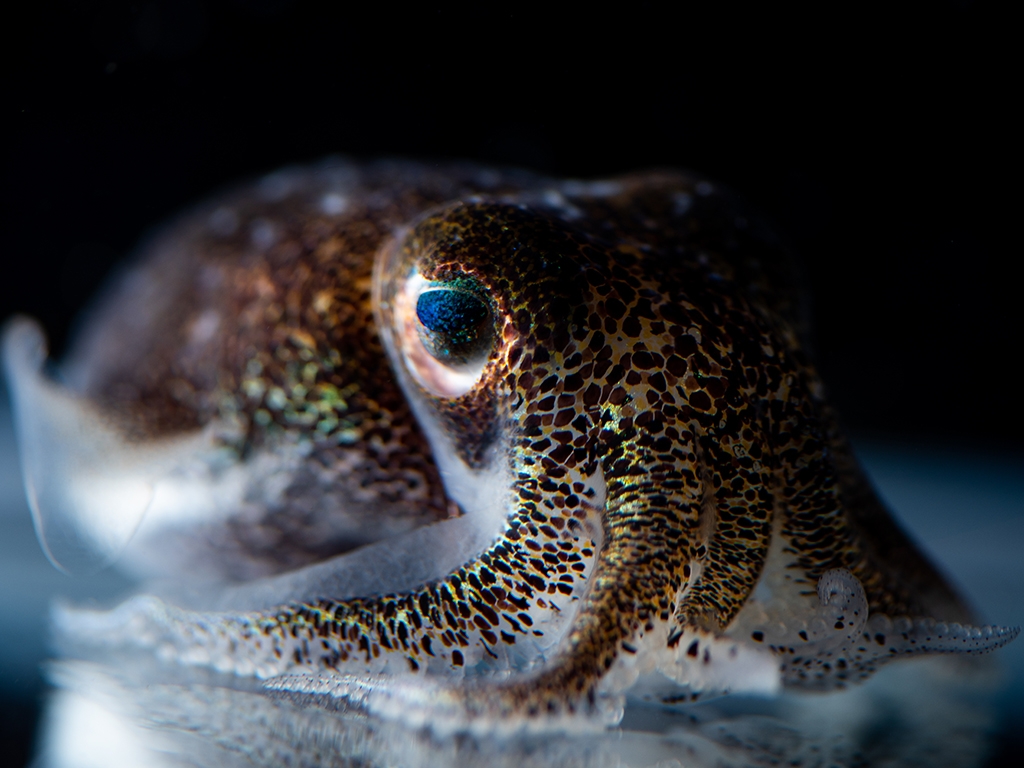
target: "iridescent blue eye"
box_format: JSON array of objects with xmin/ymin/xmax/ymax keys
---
[{"xmin": 415, "ymin": 289, "xmax": 493, "ymax": 365}]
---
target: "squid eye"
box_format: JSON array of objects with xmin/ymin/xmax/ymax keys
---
[{"xmin": 415, "ymin": 289, "xmax": 493, "ymax": 366}]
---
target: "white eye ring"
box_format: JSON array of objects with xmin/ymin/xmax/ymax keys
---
[{"xmin": 394, "ymin": 273, "xmax": 490, "ymax": 399}]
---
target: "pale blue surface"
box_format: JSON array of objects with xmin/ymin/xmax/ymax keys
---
[{"xmin": 853, "ymin": 438, "xmax": 1024, "ymax": 726}]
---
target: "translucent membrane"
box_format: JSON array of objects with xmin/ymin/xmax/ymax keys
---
[{"xmin": 2, "ymin": 318, "xmax": 196, "ymax": 574}]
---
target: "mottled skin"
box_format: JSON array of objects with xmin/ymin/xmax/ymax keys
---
[
  {"xmin": 45, "ymin": 161, "xmax": 1014, "ymax": 720},
  {"xmin": 67, "ymin": 165, "xmax": 540, "ymax": 575},
  {"xmin": 260, "ymin": 192, "xmax": 963, "ymax": 709}
]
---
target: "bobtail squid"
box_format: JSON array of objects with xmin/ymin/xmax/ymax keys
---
[{"xmin": 3, "ymin": 159, "xmax": 1017, "ymax": 764}]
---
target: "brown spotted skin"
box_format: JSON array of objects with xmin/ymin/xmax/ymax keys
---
[
  {"xmin": 68, "ymin": 164, "xmax": 542, "ymax": 575},
  {"xmin": 66, "ymin": 161, "xmax": 974, "ymax": 711}
]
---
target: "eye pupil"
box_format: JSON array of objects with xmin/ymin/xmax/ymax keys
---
[
  {"xmin": 416, "ymin": 290, "xmax": 488, "ymax": 338},
  {"xmin": 415, "ymin": 289, "xmax": 492, "ymax": 365}
]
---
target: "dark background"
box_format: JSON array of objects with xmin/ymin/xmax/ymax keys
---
[{"xmin": 1, "ymin": 1, "xmax": 1019, "ymax": 765}]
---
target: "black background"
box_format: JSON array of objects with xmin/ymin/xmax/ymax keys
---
[{"xmin": 1, "ymin": 1, "xmax": 1020, "ymax": 765}]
